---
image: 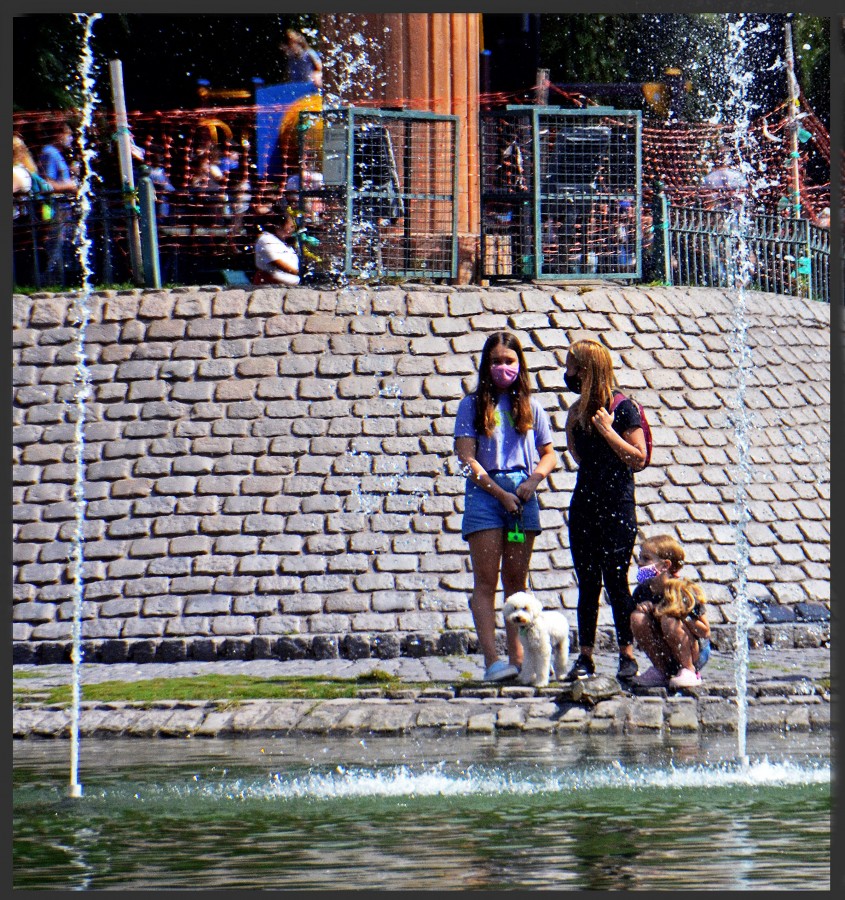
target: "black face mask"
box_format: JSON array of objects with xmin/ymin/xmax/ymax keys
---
[{"xmin": 563, "ymin": 372, "xmax": 582, "ymax": 394}]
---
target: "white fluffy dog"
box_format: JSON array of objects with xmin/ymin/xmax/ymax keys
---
[{"xmin": 503, "ymin": 591, "xmax": 570, "ymax": 688}]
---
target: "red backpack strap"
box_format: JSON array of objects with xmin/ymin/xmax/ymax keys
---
[
  {"xmin": 609, "ymin": 391, "xmax": 625, "ymax": 412},
  {"xmin": 610, "ymin": 391, "xmax": 651, "ymax": 467}
]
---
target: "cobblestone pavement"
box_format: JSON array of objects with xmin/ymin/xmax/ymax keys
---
[{"xmin": 13, "ymin": 645, "xmax": 830, "ymax": 739}]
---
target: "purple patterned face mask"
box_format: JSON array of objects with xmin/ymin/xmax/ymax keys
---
[
  {"xmin": 490, "ymin": 363, "xmax": 519, "ymax": 389},
  {"xmin": 636, "ymin": 564, "xmax": 660, "ymax": 585}
]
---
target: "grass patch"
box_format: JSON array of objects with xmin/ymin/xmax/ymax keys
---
[
  {"xmin": 35, "ymin": 672, "xmax": 430, "ymax": 706},
  {"xmin": 13, "ymin": 282, "xmax": 182, "ymax": 295}
]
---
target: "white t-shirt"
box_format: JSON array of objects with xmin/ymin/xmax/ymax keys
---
[
  {"xmin": 13, "ymin": 165, "xmax": 32, "ymax": 195},
  {"xmin": 254, "ymin": 232, "xmax": 300, "ymax": 285}
]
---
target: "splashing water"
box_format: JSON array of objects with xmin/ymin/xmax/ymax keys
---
[
  {"xmin": 80, "ymin": 757, "xmax": 830, "ymax": 805},
  {"xmin": 319, "ymin": 17, "xmax": 388, "ymax": 109},
  {"xmin": 716, "ymin": 15, "xmax": 763, "ymax": 766},
  {"xmin": 67, "ymin": 11, "xmax": 102, "ymax": 799},
  {"xmin": 315, "ymin": 18, "xmax": 392, "ymax": 285}
]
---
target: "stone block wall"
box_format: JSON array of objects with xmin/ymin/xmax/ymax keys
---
[{"xmin": 12, "ymin": 283, "xmax": 830, "ymax": 663}]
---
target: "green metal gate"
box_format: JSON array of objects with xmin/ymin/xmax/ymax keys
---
[
  {"xmin": 480, "ymin": 106, "xmax": 642, "ymax": 281},
  {"xmin": 296, "ymin": 107, "xmax": 459, "ymax": 281}
]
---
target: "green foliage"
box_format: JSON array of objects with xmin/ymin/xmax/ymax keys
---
[
  {"xmin": 13, "ymin": 15, "xmax": 83, "ymax": 111},
  {"xmin": 13, "ymin": 282, "xmax": 139, "ymax": 295},
  {"xmin": 14, "ymin": 13, "xmax": 828, "ymax": 125},
  {"xmin": 791, "ymin": 15, "xmax": 830, "ymax": 125},
  {"xmin": 14, "ymin": 13, "xmax": 313, "ymax": 112},
  {"xmin": 538, "ymin": 14, "xmax": 822, "ymax": 123},
  {"xmin": 540, "ymin": 14, "xmax": 628, "ymax": 84}
]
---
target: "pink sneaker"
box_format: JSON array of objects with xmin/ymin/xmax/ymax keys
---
[
  {"xmin": 634, "ymin": 665, "xmax": 668, "ymax": 687},
  {"xmin": 669, "ymin": 667, "xmax": 701, "ymax": 689}
]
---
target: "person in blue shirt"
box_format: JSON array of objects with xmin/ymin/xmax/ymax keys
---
[
  {"xmin": 455, "ymin": 331, "xmax": 558, "ymax": 682},
  {"xmin": 281, "ymin": 29, "xmax": 322, "ymax": 89},
  {"xmin": 39, "ymin": 123, "xmax": 76, "ymax": 190},
  {"xmin": 38, "ymin": 122, "xmax": 78, "ymax": 286}
]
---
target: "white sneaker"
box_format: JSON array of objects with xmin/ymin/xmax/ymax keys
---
[
  {"xmin": 669, "ymin": 667, "xmax": 701, "ymax": 689},
  {"xmin": 483, "ymin": 659, "xmax": 519, "ymax": 682}
]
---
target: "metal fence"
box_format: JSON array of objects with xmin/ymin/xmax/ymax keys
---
[
  {"xmin": 13, "ymin": 187, "xmax": 264, "ymax": 290},
  {"xmin": 12, "ymin": 107, "xmax": 460, "ymax": 290},
  {"xmin": 13, "ymin": 191, "xmax": 132, "ymax": 290},
  {"xmin": 296, "ymin": 107, "xmax": 460, "ymax": 280},
  {"xmin": 480, "ymin": 106, "xmax": 642, "ymax": 281},
  {"xmin": 665, "ymin": 204, "xmax": 830, "ymax": 303}
]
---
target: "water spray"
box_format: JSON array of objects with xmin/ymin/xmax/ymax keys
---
[
  {"xmin": 67, "ymin": 10, "xmax": 102, "ymax": 800},
  {"xmin": 721, "ymin": 15, "xmax": 760, "ymax": 769}
]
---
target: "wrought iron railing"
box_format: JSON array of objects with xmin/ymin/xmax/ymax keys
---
[{"xmin": 665, "ymin": 204, "xmax": 830, "ymax": 303}]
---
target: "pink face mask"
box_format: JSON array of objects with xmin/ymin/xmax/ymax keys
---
[{"xmin": 490, "ymin": 362, "xmax": 519, "ymax": 389}]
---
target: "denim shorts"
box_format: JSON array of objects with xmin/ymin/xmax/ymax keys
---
[
  {"xmin": 461, "ymin": 470, "xmax": 542, "ymax": 540},
  {"xmin": 695, "ymin": 638, "xmax": 711, "ymax": 672}
]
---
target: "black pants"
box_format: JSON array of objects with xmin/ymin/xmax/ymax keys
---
[{"xmin": 568, "ymin": 497, "xmax": 638, "ymax": 650}]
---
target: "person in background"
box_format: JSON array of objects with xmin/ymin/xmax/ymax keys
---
[
  {"xmin": 284, "ymin": 170, "xmax": 325, "ymax": 224},
  {"xmin": 13, "ymin": 134, "xmax": 37, "ymax": 198},
  {"xmin": 13, "ymin": 133, "xmax": 46, "ymax": 227},
  {"xmin": 630, "ymin": 534, "xmax": 711, "ymax": 689},
  {"xmin": 281, "ymin": 29, "xmax": 322, "ymax": 89},
  {"xmin": 39, "ymin": 122, "xmax": 78, "ymax": 193},
  {"xmin": 38, "ymin": 122, "xmax": 79, "ymax": 285},
  {"xmin": 253, "ymin": 206, "xmax": 300, "ymax": 286},
  {"xmin": 228, "ymin": 138, "xmax": 253, "ymax": 235},
  {"xmin": 454, "ymin": 331, "xmax": 558, "ymax": 682},
  {"xmin": 700, "ymin": 152, "xmax": 748, "ymax": 213},
  {"xmin": 616, "ymin": 199, "xmax": 636, "ymax": 271},
  {"xmin": 563, "ymin": 338, "xmax": 647, "ymax": 684},
  {"xmin": 142, "ymin": 145, "xmax": 176, "ymax": 221},
  {"xmin": 189, "ymin": 149, "xmax": 226, "ymax": 226},
  {"xmin": 13, "ymin": 134, "xmax": 43, "ymax": 284}
]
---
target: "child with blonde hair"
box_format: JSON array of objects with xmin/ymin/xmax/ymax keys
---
[{"xmin": 630, "ymin": 534, "xmax": 711, "ymax": 688}]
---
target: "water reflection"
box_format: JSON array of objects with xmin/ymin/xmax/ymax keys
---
[{"xmin": 14, "ymin": 734, "xmax": 830, "ymax": 890}]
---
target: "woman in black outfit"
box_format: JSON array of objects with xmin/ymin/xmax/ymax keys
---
[{"xmin": 563, "ymin": 338, "xmax": 648, "ymax": 682}]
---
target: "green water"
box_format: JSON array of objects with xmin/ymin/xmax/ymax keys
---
[{"xmin": 14, "ymin": 733, "xmax": 830, "ymax": 890}]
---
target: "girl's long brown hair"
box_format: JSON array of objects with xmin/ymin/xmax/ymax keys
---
[
  {"xmin": 474, "ymin": 331, "xmax": 533, "ymax": 437},
  {"xmin": 567, "ymin": 339, "xmax": 616, "ymax": 432},
  {"xmin": 642, "ymin": 534, "xmax": 707, "ymax": 619}
]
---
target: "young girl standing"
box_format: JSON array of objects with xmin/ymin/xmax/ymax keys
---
[
  {"xmin": 455, "ymin": 331, "xmax": 558, "ymax": 681},
  {"xmin": 630, "ymin": 534, "xmax": 711, "ymax": 688},
  {"xmin": 564, "ymin": 338, "xmax": 647, "ymax": 682}
]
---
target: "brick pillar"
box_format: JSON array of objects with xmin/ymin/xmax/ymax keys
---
[{"xmin": 320, "ymin": 13, "xmax": 481, "ymax": 282}]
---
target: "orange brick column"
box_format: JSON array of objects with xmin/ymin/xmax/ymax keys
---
[{"xmin": 320, "ymin": 13, "xmax": 481, "ymax": 282}]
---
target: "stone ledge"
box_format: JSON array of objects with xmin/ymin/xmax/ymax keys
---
[
  {"xmin": 11, "ymin": 621, "xmax": 829, "ymax": 666},
  {"xmin": 13, "ymin": 693, "xmax": 831, "ymax": 740}
]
